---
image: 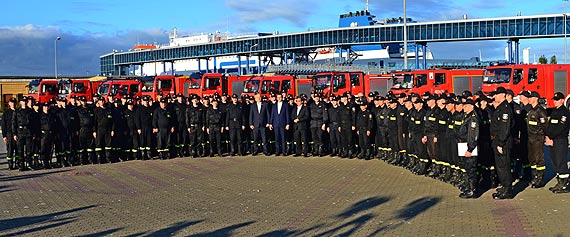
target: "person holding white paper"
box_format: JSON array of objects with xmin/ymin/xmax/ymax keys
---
[{"xmin": 457, "ymin": 99, "xmax": 480, "ymax": 199}]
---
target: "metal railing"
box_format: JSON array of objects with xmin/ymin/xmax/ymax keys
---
[{"xmin": 266, "ymin": 64, "xmax": 396, "ymax": 75}]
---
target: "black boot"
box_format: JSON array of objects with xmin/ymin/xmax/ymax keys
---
[
  {"xmin": 8, "ymin": 159, "xmax": 15, "ymax": 170},
  {"xmin": 459, "ymin": 181, "xmax": 478, "ymax": 199},
  {"xmin": 553, "ymin": 177, "xmax": 570, "ymax": 193},
  {"xmin": 493, "ymin": 186, "xmax": 513, "ymax": 199},
  {"xmin": 531, "ymin": 170, "xmax": 545, "ymax": 188},
  {"xmin": 428, "ymin": 164, "xmax": 441, "ymax": 178}
]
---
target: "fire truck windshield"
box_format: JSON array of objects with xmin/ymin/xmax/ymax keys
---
[
  {"xmin": 42, "ymin": 84, "xmax": 58, "ymax": 94},
  {"xmin": 28, "ymin": 81, "xmax": 39, "ymax": 94},
  {"xmin": 313, "ymin": 75, "xmax": 331, "ymax": 91},
  {"xmin": 98, "ymin": 84, "xmax": 110, "ymax": 95},
  {"xmin": 190, "ymin": 79, "xmax": 201, "ymax": 89},
  {"xmin": 205, "ymin": 77, "xmax": 221, "ymax": 89},
  {"xmin": 73, "ymin": 82, "xmax": 85, "ymax": 93},
  {"xmin": 141, "ymin": 77, "xmax": 154, "ymax": 92},
  {"xmin": 484, "ymin": 68, "xmax": 512, "ymax": 84},
  {"xmin": 158, "ymin": 79, "xmax": 173, "ymax": 90},
  {"xmin": 243, "ymin": 80, "xmax": 260, "ymax": 93}
]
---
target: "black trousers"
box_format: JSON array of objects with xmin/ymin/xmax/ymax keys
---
[
  {"xmin": 229, "ymin": 128, "xmax": 243, "ymax": 154},
  {"xmin": 388, "ymin": 131, "xmax": 399, "ymax": 152},
  {"xmin": 5, "ymin": 134, "xmax": 15, "ymax": 162},
  {"xmin": 463, "ymin": 156, "xmax": 479, "ymax": 185},
  {"xmin": 551, "ymin": 138, "xmax": 570, "ymax": 175},
  {"xmin": 139, "ymin": 127, "xmax": 153, "ymax": 154},
  {"xmin": 17, "ymin": 134, "xmax": 33, "ymax": 163},
  {"xmin": 493, "ymin": 142, "xmax": 513, "ymax": 188},
  {"xmin": 56, "ymin": 131, "xmax": 70, "ymax": 158},
  {"xmin": 252, "ymin": 127, "xmax": 268, "ymax": 154},
  {"xmin": 311, "ymin": 127, "xmax": 323, "ymax": 149},
  {"xmin": 156, "ymin": 129, "xmax": 171, "ymax": 153},
  {"xmin": 426, "ymin": 135, "xmax": 438, "ymax": 163},
  {"xmin": 376, "ymin": 127, "xmax": 389, "ymax": 149},
  {"xmin": 329, "ymin": 125, "xmax": 341, "ymax": 150},
  {"xmin": 208, "ymin": 126, "xmax": 222, "ymax": 155},
  {"xmin": 294, "ymin": 128, "xmax": 308, "ymax": 155},
  {"xmin": 528, "ymin": 134, "xmax": 545, "ymax": 170},
  {"xmin": 40, "ymin": 131, "xmax": 54, "ymax": 163},
  {"xmin": 411, "ymin": 133, "xmax": 427, "ymax": 159},
  {"xmin": 95, "ymin": 129, "xmax": 113, "ymax": 159},
  {"xmin": 339, "ymin": 125, "xmax": 352, "ymax": 151},
  {"xmin": 358, "ymin": 129, "xmax": 369, "ymax": 153},
  {"xmin": 188, "ymin": 126, "xmax": 203, "ymax": 154},
  {"xmin": 79, "ymin": 129, "xmax": 94, "ymax": 159},
  {"xmin": 177, "ymin": 123, "xmax": 188, "ymax": 149}
]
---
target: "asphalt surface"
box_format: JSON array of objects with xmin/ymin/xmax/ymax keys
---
[{"xmin": 0, "ymin": 141, "xmax": 570, "ymax": 236}]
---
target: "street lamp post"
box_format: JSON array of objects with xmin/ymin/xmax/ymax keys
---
[
  {"xmin": 54, "ymin": 36, "xmax": 61, "ymax": 79},
  {"xmin": 564, "ymin": 0, "xmax": 568, "ymax": 63},
  {"xmin": 403, "ymin": 0, "xmax": 408, "ymax": 69},
  {"xmin": 249, "ymin": 43, "xmax": 258, "ymax": 74}
]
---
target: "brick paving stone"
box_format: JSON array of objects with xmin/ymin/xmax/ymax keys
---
[{"xmin": 1, "ymin": 139, "xmax": 570, "ymax": 236}]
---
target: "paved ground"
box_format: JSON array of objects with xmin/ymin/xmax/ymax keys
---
[{"xmin": 1, "ymin": 142, "xmax": 569, "ymax": 236}]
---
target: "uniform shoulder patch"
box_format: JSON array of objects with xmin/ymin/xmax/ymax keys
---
[
  {"xmin": 515, "ymin": 110, "xmax": 521, "ymax": 114},
  {"xmin": 471, "ymin": 121, "xmax": 477, "ymax": 128},
  {"xmin": 563, "ymin": 116, "xmax": 567, "ymax": 122},
  {"xmin": 540, "ymin": 117, "xmax": 546, "ymax": 123},
  {"xmin": 502, "ymin": 114, "xmax": 508, "ymax": 120}
]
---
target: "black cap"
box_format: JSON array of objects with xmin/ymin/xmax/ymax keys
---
[
  {"xmin": 231, "ymin": 94, "xmax": 238, "ymax": 99},
  {"xmin": 493, "ymin": 87, "xmax": 507, "ymax": 95},
  {"xmin": 413, "ymin": 98, "xmax": 424, "ymax": 104},
  {"xmin": 176, "ymin": 93, "xmax": 184, "ymax": 98},
  {"xmin": 70, "ymin": 95, "xmax": 77, "ymax": 99},
  {"xmin": 159, "ymin": 98, "xmax": 167, "ymax": 103},
  {"xmin": 142, "ymin": 96, "xmax": 150, "ymax": 101},
  {"xmin": 222, "ymin": 92, "xmax": 228, "ymax": 97},
  {"xmin": 368, "ymin": 92, "xmax": 375, "ymax": 97},
  {"xmin": 464, "ymin": 99, "xmax": 476, "ymax": 106},
  {"xmin": 8, "ymin": 97, "xmax": 17, "ymax": 103},
  {"xmin": 506, "ymin": 89, "xmax": 514, "ymax": 96},
  {"xmin": 529, "ymin": 91, "xmax": 540, "ymax": 98},
  {"xmin": 422, "ymin": 92, "xmax": 432, "ymax": 97},
  {"xmin": 518, "ymin": 90, "xmax": 531, "ymax": 97},
  {"xmin": 553, "ymin": 92, "xmax": 565, "ymax": 100},
  {"xmin": 462, "ymin": 91, "xmax": 472, "ymax": 97}
]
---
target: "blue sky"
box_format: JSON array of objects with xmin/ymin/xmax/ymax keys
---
[{"xmin": 0, "ymin": 0, "xmax": 568, "ymax": 76}]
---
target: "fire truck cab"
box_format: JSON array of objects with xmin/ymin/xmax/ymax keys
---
[
  {"xmin": 482, "ymin": 64, "xmax": 570, "ymax": 107},
  {"xmin": 97, "ymin": 79, "xmax": 142, "ymax": 101},
  {"xmin": 312, "ymin": 71, "xmax": 365, "ymax": 97},
  {"xmin": 27, "ymin": 79, "xmax": 61, "ymax": 103},
  {"xmin": 391, "ymin": 69, "xmax": 484, "ymax": 96},
  {"xmin": 242, "ymin": 75, "xmax": 312, "ymax": 98},
  {"xmin": 139, "ymin": 75, "xmax": 191, "ymax": 100},
  {"xmin": 67, "ymin": 79, "xmax": 102, "ymax": 102}
]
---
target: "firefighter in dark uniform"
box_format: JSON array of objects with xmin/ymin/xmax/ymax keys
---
[
  {"xmin": 30, "ymin": 101, "xmax": 42, "ymax": 169},
  {"xmin": 77, "ymin": 96, "xmax": 96, "ymax": 164},
  {"xmin": 355, "ymin": 98, "xmax": 373, "ymax": 159},
  {"xmin": 173, "ymin": 93, "xmax": 188, "ymax": 157},
  {"xmin": 110, "ymin": 99, "xmax": 127, "ymax": 162},
  {"xmin": 39, "ymin": 102, "xmax": 58, "ymax": 169},
  {"xmin": 2, "ymin": 98, "xmax": 17, "ymax": 170},
  {"xmin": 476, "ymin": 95, "xmax": 497, "ymax": 188},
  {"xmin": 458, "ymin": 99, "xmax": 480, "ymax": 198},
  {"xmin": 338, "ymin": 93, "xmax": 354, "ymax": 158},
  {"xmin": 490, "ymin": 87, "xmax": 514, "ymax": 199},
  {"xmin": 186, "ymin": 94, "xmax": 206, "ymax": 157},
  {"xmin": 429, "ymin": 95, "xmax": 449, "ymax": 178},
  {"xmin": 386, "ymin": 99, "xmax": 399, "ymax": 163},
  {"xmin": 396, "ymin": 94, "xmax": 409, "ymax": 165},
  {"xmin": 375, "ymin": 97, "xmax": 389, "ymax": 160},
  {"xmin": 12, "ymin": 97, "xmax": 35, "ymax": 171},
  {"xmin": 55, "ymin": 97, "xmax": 73, "ymax": 166},
  {"xmin": 292, "ymin": 96, "xmax": 310, "ymax": 157},
  {"xmin": 546, "ymin": 92, "xmax": 570, "ymax": 193},
  {"xmin": 410, "ymin": 98, "xmax": 428, "ymax": 175},
  {"xmin": 136, "ymin": 96, "xmax": 154, "ymax": 160},
  {"xmin": 206, "ymin": 99, "xmax": 225, "ymax": 157},
  {"xmin": 526, "ymin": 91, "xmax": 548, "ymax": 188},
  {"xmin": 447, "ymin": 99, "xmax": 462, "ymax": 184},
  {"xmin": 226, "ymin": 94, "xmax": 245, "ymax": 156},
  {"xmin": 67, "ymin": 96, "xmax": 80, "ymax": 165},
  {"xmin": 511, "ymin": 91, "xmax": 531, "ymax": 181},
  {"xmin": 153, "ymin": 98, "xmax": 175, "ymax": 160},
  {"xmin": 124, "ymin": 99, "xmax": 139, "ymax": 160},
  {"xmin": 309, "ymin": 94, "xmax": 327, "ymax": 156},
  {"xmin": 324, "ymin": 95, "xmax": 342, "ymax": 157},
  {"xmin": 422, "ymin": 94, "xmax": 439, "ymax": 177},
  {"xmin": 94, "ymin": 98, "xmax": 115, "ymax": 164}
]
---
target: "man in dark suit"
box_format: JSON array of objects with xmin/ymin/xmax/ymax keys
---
[
  {"xmin": 291, "ymin": 96, "xmax": 310, "ymax": 157},
  {"xmin": 249, "ymin": 93, "xmax": 270, "ymax": 155},
  {"xmin": 269, "ymin": 94, "xmax": 291, "ymax": 156}
]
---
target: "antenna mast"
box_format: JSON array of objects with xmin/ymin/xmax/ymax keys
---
[{"xmin": 366, "ymin": 0, "xmax": 369, "ymax": 11}]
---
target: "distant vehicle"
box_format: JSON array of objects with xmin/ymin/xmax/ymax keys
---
[
  {"xmin": 186, "ymin": 73, "xmax": 250, "ymax": 98},
  {"xmin": 67, "ymin": 79, "xmax": 103, "ymax": 102},
  {"xmin": 482, "ymin": 64, "xmax": 570, "ymax": 107},
  {"xmin": 27, "ymin": 79, "xmax": 66, "ymax": 103},
  {"xmin": 312, "ymin": 71, "xmax": 394, "ymax": 97}
]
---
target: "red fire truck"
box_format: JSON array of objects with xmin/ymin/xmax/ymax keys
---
[
  {"xmin": 482, "ymin": 64, "xmax": 570, "ymax": 107},
  {"xmin": 139, "ymin": 75, "xmax": 191, "ymax": 100},
  {"xmin": 66, "ymin": 78, "xmax": 104, "ymax": 102},
  {"xmin": 241, "ymin": 75, "xmax": 312, "ymax": 98},
  {"xmin": 27, "ymin": 79, "xmax": 70, "ymax": 103},
  {"xmin": 97, "ymin": 79, "xmax": 143, "ymax": 101},
  {"xmin": 186, "ymin": 73, "xmax": 250, "ymax": 98},
  {"xmin": 312, "ymin": 71, "xmax": 394, "ymax": 97},
  {"xmin": 390, "ymin": 69, "xmax": 484, "ymax": 96}
]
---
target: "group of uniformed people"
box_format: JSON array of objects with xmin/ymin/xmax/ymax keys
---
[{"xmin": 2, "ymin": 87, "xmax": 570, "ymax": 199}]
